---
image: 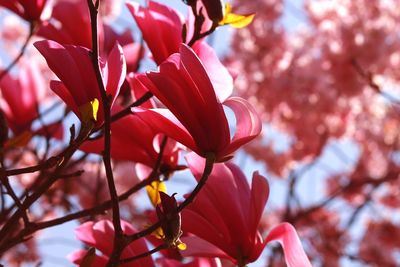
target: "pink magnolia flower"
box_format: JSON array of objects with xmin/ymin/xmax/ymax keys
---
[
  {"xmin": 180, "ymin": 153, "xmax": 312, "ymax": 267},
  {"xmin": 0, "ymin": 0, "xmax": 47, "ymax": 21},
  {"xmin": 133, "ymin": 44, "xmax": 261, "ymax": 161},
  {"xmin": 36, "ymin": 0, "xmax": 93, "ymax": 48},
  {"xmin": 126, "ymin": 0, "xmax": 232, "ymax": 100},
  {"xmin": 0, "ymin": 61, "xmax": 45, "ymax": 134},
  {"xmin": 68, "ymin": 220, "xmax": 155, "ymax": 267},
  {"xmin": 34, "ymin": 39, "xmax": 126, "ymax": 124},
  {"xmin": 126, "ymin": 0, "xmax": 183, "ymax": 65},
  {"xmin": 37, "ymin": 0, "xmax": 142, "ymax": 72}
]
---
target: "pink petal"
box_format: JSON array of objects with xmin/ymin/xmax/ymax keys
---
[
  {"xmin": 179, "ymin": 44, "xmax": 219, "ymax": 107},
  {"xmin": 193, "ymin": 42, "xmax": 233, "ymax": 102},
  {"xmin": 185, "ymin": 154, "xmax": 252, "ymax": 254},
  {"xmin": 120, "ymin": 221, "xmax": 156, "ymax": 267},
  {"xmin": 178, "ymin": 44, "xmax": 230, "ymax": 152},
  {"xmin": 37, "ymin": 1, "xmax": 92, "ymax": 47},
  {"xmin": 127, "ymin": 73, "xmax": 156, "ymax": 109},
  {"xmin": 249, "ymin": 172, "xmax": 269, "ymax": 238},
  {"xmin": 265, "ymin": 223, "xmax": 312, "ymax": 267},
  {"xmin": 126, "ymin": 0, "xmax": 183, "ymax": 64},
  {"xmin": 181, "ymin": 236, "xmax": 232, "ymax": 261},
  {"xmin": 66, "ymin": 249, "xmax": 87, "ymax": 264},
  {"xmin": 222, "ymin": 97, "xmax": 262, "ymax": 156},
  {"xmin": 34, "ymin": 40, "xmax": 98, "ymax": 106},
  {"xmin": 50, "ymin": 81, "xmax": 79, "ymax": 118},
  {"xmin": 103, "ymin": 42, "xmax": 126, "ymax": 106},
  {"xmin": 92, "ymin": 220, "xmax": 115, "ymax": 256},
  {"xmin": 75, "ymin": 221, "xmax": 96, "ymax": 246},
  {"xmin": 67, "ymin": 249, "xmax": 108, "ymax": 266},
  {"xmin": 132, "ymin": 107, "xmax": 198, "ymax": 154},
  {"xmin": 135, "ymin": 163, "xmax": 152, "ymax": 180},
  {"xmin": 182, "ymin": 205, "xmax": 232, "ymax": 251}
]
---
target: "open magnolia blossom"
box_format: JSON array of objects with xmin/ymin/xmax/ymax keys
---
[
  {"xmin": 1, "ymin": 0, "xmax": 379, "ymax": 265},
  {"xmin": 133, "ymin": 44, "xmax": 261, "ymax": 161},
  {"xmin": 36, "ymin": 0, "xmax": 94, "ymax": 48},
  {"xmin": 181, "ymin": 153, "xmax": 312, "ymax": 267},
  {"xmin": 0, "ymin": 61, "xmax": 44, "ymax": 134},
  {"xmin": 34, "ymin": 39, "xmax": 126, "ymax": 124},
  {"xmin": 126, "ymin": 0, "xmax": 233, "ymax": 101}
]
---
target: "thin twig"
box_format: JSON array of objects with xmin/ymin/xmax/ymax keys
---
[
  {"xmin": 118, "ymin": 243, "xmax": 168, "ymax": 265},
  {"xmin": 86, "ymin": 1, "xmax": 124, "ymax": 265}
]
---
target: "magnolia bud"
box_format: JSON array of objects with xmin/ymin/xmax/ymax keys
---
[{"xmin": 156, "ymin": 192, "xmax": 186, "ymax": 250}]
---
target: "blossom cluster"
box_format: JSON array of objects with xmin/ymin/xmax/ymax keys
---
[
  {"xmin": 0, "ymin": 0, "xmax": 312, "ymax": 266},
  {"xmin": 228, "ymin": 0, "xmax": 400, "ymax": 265}
]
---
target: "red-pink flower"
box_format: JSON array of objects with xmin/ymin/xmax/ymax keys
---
[
  {"xmin": 180, "ymin": 153, "xmax": 312, "ymax": 267},
  {"xmin": 34, "ymin": 39, "xmax": 126, "ymax": 124},
  {"xmin": 36, "ymin": 0, "xmax": 93, "ymax": 48},
  {"xmin": 0, "ymin": 0, "xmax": 47, "ymax": 21},
  {"xmin": 0, "ymin": 62, "xmax": 45, "ymax": 134},
  {"xmin": 68, "ymin": 220, "xmax": 155, "ymax": 267},
  {"xmin": 126, "ymin": 0, "xmax": 183, "ymax": 65},
  {"xmin": 126, "ymin": 0, "xmax": 232, "ymax": 100},
  {"xmin": 133, "ymin": 44, "xmax": 260, "ymax": 160}
]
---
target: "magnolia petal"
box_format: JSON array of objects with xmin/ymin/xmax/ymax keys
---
[
  {"xmin": 265, "ymin": 223, "xmax": 312, "ymax": 267},
  {"xmin": 182, "ymin": 201, "xmax": 233, "ymax": 249},
  {"xmin": 91, "ymin": 220, "xmax": 115, "ymax": 255},
  {"xmin": 249, "ymin": 172, "xmax": 269, "ymax": 239},
  {"xmin": 222, "ymin": 97, "xmax": 261, "ymax": 156},
  {"xmin": 179, "ymin": 44, "xmax": 219, "ymax": 106},
  {"xmin": 126, "ymin": 0, "xmax": 183, "ymax": 64},
  {"xmin": 75, "ymin": 221, "xmax": 96, "ymax": 247},
  {"xmin": 127, "ymin": 73, "xmax": 156, "ymax": 109},
  {"xmin": 181, "ymin": 236, "xmax": 232, "ymax": 260},
  {"xmin": 34, "ymin": 40, "xmax": 84, "ymax": 94},
  {"xmin": 185, "ymin": 154, "xmax": 250, "ymax": 250},
  {"xmin": 178, "ymin": 44, "xmax": 231, "ymax": 153},
  {"xmin": 50, "ymin": 81, "xmax": 79, "ymax": 117},
  {"xmin": 132, "ymin": 107, "xmax": 198, "ymax": 154},
  {"xmin": 135, "ymin": 163, "xmax": 153, "ymax": 180},
  {"xmin": 34, "ymin": 40, "xmax": 95, "ymax": 105},
  {"xmin": 193, "ymin": 42, "xmax": 233, "ymax": 102},
  {"xmin": 103, "ymin": 42, "xmax": 126, "ymax": 106},
  {"xmin": 66, "ymin": 249, "xmax": 108, "ymax": 266}
]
